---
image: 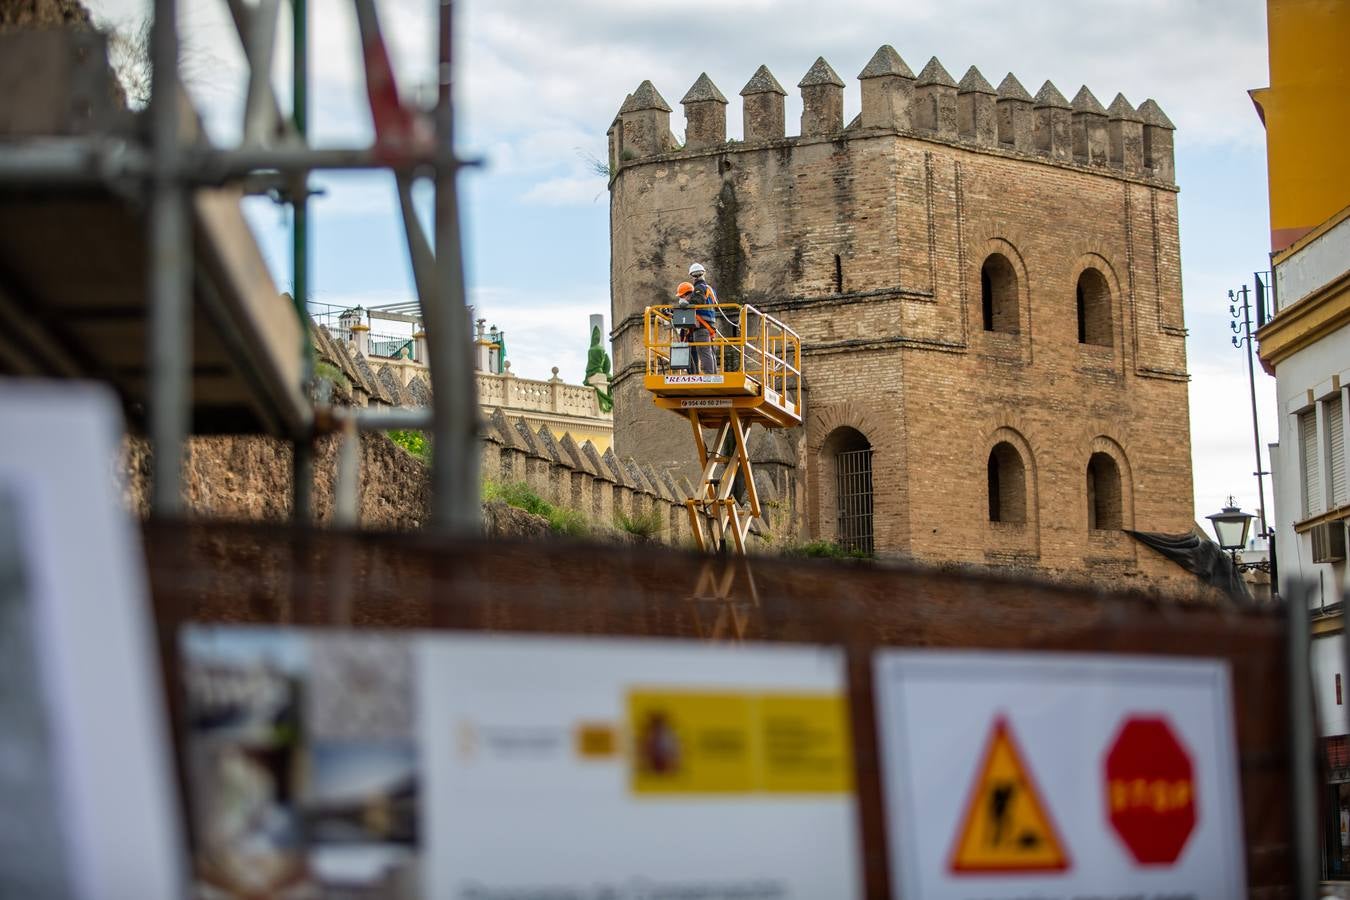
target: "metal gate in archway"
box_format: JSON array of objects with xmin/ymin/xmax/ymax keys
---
[{"xmin": 836, "ymin": 447, "xmax": 874, "ymax": 555}]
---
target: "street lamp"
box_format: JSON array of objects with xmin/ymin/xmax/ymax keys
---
[{"xmin": 1207, "ymin": 498, "xmax": 1253, "ymax": 561}]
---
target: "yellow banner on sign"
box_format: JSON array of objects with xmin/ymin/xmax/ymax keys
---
[{"xmin": 627, "ymin": 690, "xmax": 852, "ymax": 795}]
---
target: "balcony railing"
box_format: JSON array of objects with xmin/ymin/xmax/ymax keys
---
[{"xmin": 475, "ymin": 370, "xmax": 611, "ymax": 420}]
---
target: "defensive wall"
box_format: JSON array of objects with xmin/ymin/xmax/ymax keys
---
[{"xmin": 606, "ymin": 46, "xmax": 1195, "ymax": 588}]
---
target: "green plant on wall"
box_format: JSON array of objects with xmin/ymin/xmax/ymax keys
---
[
  {"xmin": 615, "ymin": 506, "xmax": 663, "ymax": 539},
  {"xmin": 783, "ymin": 540, "xmax": 872, "ymax": 560},
  {"xmin": 483, "ymin": 480, "xmax": 588, "ymax": 537},
  {"xmin": 314, "ymin": 360, "xmax": 349, "ymax": 390},
  {"xmin": 388, "ymin": 430, "xmax": 429, "ymax": 461}
]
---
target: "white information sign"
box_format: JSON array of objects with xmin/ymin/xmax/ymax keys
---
[
  {"xmin": 182, "ymin": 629, "xmax": 860, "ymax": 898},
  {"xmin": 420, "ymin": 636, "xmax": 861, "ymax": 899},
  {"xmin": 0, "ymin": 382, "xmax": 185, "ymax": 899},
  {"xmin": 874, "ymin": 651, "xmax": 1245, "ymax": 900}
]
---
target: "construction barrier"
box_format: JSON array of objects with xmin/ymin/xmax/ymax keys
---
[{"xmin": 145, "ymin": 521, "xmax": 1295, "ymax": 897}]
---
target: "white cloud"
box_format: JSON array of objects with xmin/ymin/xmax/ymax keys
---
[
  {"xmin": 458, "ymin": 0, "xmax": 1268, "ymax": 151},
  {"xmin": 520, "ymin": 173, "xmax": 607, "ymax": 207},
  {"xmin": 90, "ymin": 0, "xmax": 1270, "ymax": 157},
  {"xmin": 468, "ymin": 286, "xmax": 607, "ymax": 384},
  {"xmin": 1186, "ymin": 356, "xmax": 1279, "ymax": 533}
]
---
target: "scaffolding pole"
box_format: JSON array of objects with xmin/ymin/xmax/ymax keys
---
[
  {"xmin": 429, "ymin": 0, "xmax": 480, "ymax": 534},
  {"xmin": 290, "ymin": 0, "xmax": 314, "ymax": 522},
  {"xmin": 148, "ymin": 0, "xmax": 190, "ymax": 515},
  {"xmin": 10, "ymin": 0, "xmax": 478, "ymax": 531}
]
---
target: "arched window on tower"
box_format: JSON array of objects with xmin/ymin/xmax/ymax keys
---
[
  {"xmin": 1076, "ymin": 267, "xmax": 1112, "ymax": 347},
  {"xmin": 981, "ymin": 253, "xmax": 1019, "ymax": 333},
  {"xmin": 823, "ymin": 427, "xmax": 873, "ymax": 555},
  {"xmin": 1086, "ymin": 452, "xmax": 1122, "ymax": 530},
  {"xmin": 987, "ymin": 442, "xmax": 1027, "ymax": 523}
]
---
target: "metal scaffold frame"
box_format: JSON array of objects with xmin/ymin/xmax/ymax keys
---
[
  {"xmin": 686, "ymin": 411, "xmax": 760, "ymax": 554},
  {"xmin": 0, "ymin": 0, "xmax": 479, "ymax": 533}
]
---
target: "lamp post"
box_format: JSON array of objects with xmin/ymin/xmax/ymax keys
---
[{"xmin": 1207, "ymin": 498, "xmax": 1253, "ymax": 565}]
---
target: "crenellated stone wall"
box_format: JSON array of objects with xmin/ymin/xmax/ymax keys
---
[
  {"xmin": 121, "ymin": 406, "xmax": 775, "ymax": 546},
  {"xmin": 480, "ymin": 407, "xmax": 731, "ymax": 546}
]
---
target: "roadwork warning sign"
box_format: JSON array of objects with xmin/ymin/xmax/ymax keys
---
[
  {"xmin": 874, "ymin": 651, "xmax": 1246, "ymax": 900},
  {"xmin": 948, "ymin": 717, "xmax": 1069, "ymax": 873}
]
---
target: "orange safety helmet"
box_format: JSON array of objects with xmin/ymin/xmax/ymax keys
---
[{"xmin": 676, "ymin": 281, "xmax": 695, "ymax": 297}]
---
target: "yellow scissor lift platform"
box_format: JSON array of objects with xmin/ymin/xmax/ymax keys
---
[{"xmin": 643, "ymin": 303, "xmax": 802, "ymax": 554}]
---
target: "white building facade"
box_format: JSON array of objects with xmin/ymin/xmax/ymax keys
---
[
  {"xmin": 1259, "ymin": 209, "xmax": 1350, "ymax": 881},
  {"xmin": 1262, "ymin": 209, "xmax": 1350, "ymax": 609}
]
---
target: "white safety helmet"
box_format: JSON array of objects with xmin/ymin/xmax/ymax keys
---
[{"xmin": 688, "ymin": 262, "xmax": 706, "ymax": 279}]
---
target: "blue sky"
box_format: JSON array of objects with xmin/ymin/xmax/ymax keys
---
[{"xmin": 88, "ymin": 0, "xmax": 1279, "ymax": 532}]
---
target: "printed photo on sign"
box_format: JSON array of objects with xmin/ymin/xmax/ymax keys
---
[
  {"xmin": 181, "ymin": 627, "xmax": 420, "ymax": 898},
  {"xmin": 874, "ymin": 651, "xmax": 1245, "ymax": 900},
  {"xmin": 418, "ymin": 636, "xmax": 861, "ymax": 898}
]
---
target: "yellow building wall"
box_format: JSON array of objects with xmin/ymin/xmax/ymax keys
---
[
  {"xmin": 553, "ymin": 425, "xmax": 612, "ymax": 454},
  {"xmin": 1251, "ymin": 0, "xmax": 1350, "ymax": 251}
]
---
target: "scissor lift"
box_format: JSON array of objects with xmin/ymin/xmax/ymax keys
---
[{"xmin": 643, "ymin": 303, "xmax": 802, "ymax": 554}]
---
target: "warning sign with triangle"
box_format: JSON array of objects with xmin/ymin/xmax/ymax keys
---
[{"xmin": 948, "ymin": 716, "xmax": 1071, "ymax": 874}]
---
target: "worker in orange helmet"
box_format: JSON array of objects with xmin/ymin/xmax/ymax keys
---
[{"xmin": 677, "ymin": 279, "xmax": 716, "ymax": 374}]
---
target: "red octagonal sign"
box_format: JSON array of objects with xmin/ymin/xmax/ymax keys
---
[{"xmin": 1104, "ymin": 716, "xmax": 1196, "ymax": 865}]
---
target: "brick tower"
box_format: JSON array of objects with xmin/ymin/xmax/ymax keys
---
[{"xmin": 607, "ymin": 48, "xmax": 1195, "ymax": 589}]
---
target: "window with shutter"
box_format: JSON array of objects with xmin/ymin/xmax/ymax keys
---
[
  {"xmin": 1301, "ymin": 410, "xmax": 1322, "ymax": 518},
  {"xmin": 1329, "ymin": 394, "xmax": 1347, "ymax": 508}
]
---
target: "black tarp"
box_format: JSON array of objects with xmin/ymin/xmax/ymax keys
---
[{"xmin": 1127, "ymin": 528, "xmax": 1251, "ymax": 602}]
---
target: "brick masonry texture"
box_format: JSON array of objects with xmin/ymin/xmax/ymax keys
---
[{"xmin": 608, "ymin": 64, "xmax": 1195, "ymax": 590}]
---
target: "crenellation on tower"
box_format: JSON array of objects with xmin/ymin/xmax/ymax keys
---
[
  {"xmin": 914, "ymin": 56, "xmax": 959, "ymax": 139},
  {"xmin": 957, "ymin": 65, "xmax": 998, "ymax": 147},
  {"xmin": 1032, "ymin": 80, "xmax": 1072, "ymax": 161},
  {"xmin": 681, "ymin": 73, "xmax": 728, "ymax": 150},
  {"xmin": 1070, "ymin": 85, "xmax": 1109, "ymax": 166},
  {"xmin": 608, "ymin": 53, "xmax": 1176, "ymax": 189},
  {"xmin": 1106, "ymin": 92, "xmax": 1145, "ymax": 174},
  {"xmin": 740, "ymin": 65, "xmax": 788, "ymax": 142},
  {"xmin": 858, "ymin": 45, "xmax": 916, "ymax": 131},
  {"xmin": 616, "ymin": 80, "xmax": 674, "ymax": 160},
  {"xmin": 606, "ymin": 100, "xmax": 628, "ymax": 173},
  {"xmin": 798, "ymin": 56, "xmax": 845, "ymax": 137},
  {"xmin": 1136, "ymin": 99, "xmax": 1175, "ymax": 182},
  {"xmin": 995, "ymin": 73, "xmax": 1035, "ymax": 152}
]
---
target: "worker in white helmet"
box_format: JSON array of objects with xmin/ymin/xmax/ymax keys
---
[{"xmin": 684, "ymin": 263, "xmax": 722, "ymax": 371}]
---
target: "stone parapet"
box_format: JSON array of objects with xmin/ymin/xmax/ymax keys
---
[{"xmin": 610, "ymin": 48, "xmax": 1176, "ymax": 186}]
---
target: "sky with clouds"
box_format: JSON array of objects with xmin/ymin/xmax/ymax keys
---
[{"xmin": 86, "ymin": 0, "xmax": 1280, "ymax": 534}]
